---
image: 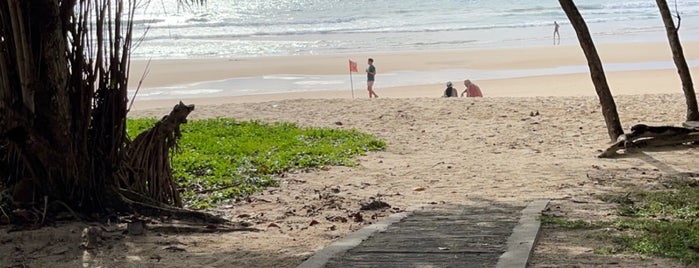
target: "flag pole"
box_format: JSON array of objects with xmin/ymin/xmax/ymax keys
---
[
  {"xmin": 349, "ymin": 59, "xmax": 355, "ymax": 99},
  {"xmin": 349, "ymin": 69, "xmax": 354, "ymax": 99}
]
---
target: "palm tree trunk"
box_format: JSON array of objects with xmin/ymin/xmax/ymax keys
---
[
  {"xmin": 559, "ymin": 0, "xmax": 624, "ymax": 142},
  {"xmin": 655, "ymin": 0, "xmax": 699, "ymax": 121}
]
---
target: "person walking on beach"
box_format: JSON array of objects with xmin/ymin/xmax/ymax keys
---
[
  {"xmin": 366, "ymin": 58, "xmax": 378, "ymax": 98},
  {"xmin": 553, "ymin": 21, "xmax": 560, "ymax": 45},
  {"xmin": 462, "ymin": 79, "xmax": 483, "ymax": 97}
]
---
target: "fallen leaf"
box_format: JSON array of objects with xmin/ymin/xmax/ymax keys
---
[
  {"xmin": 360, "ymin": 200, "xmax": 391, "ymax": 211},
  {"xmin": 164, "ymin": 246, "xmax": 186, "ymax": 252},
  {"xmin": 413, "ymin": 187, "xmax": 426, "ymax": 192},
  {"xmin": 351, "ymin": 212, "xmax": 363, "ymax": 222}
]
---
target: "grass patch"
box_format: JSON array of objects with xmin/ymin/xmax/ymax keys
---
[
  {"xmin": 616, "ymin": 187, "xmax": 699, "ymax": 220},
  {"xmin": 549, "ymin": 179, "xmax": 699, "ymax": 264},
  {"xmin": 609, "ymin": 219, "xmax": 699, "ymax": 263},
  {"xmin": 540, "ymin": 215, "xmax": 598, "ymax": 229},
  {"xmin": 127, "ymin": 118, "xmax": 385, "ymax": 208}
]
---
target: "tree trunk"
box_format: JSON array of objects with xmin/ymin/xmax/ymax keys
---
[
  {"xmin": 1, "ymin": 0, "xmax": 95, "ymax": 209},
  {"xmin": 559, "ymin": 0, "xmax": 624, "ymax": 142},
  {"xmin": 656, "ymin": 0, "xmax": 699, "ymax": 121},
  {"xmin": 1, "ymin": 0, "xmax": 195, "ymax": 221}
]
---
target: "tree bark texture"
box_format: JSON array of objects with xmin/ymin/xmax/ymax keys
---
[
  {"xmin": 1, "ymin": 0, "xmax": 89, "ymax": 208},
  {"xmin": 655, "ymin": 0, "xmax": 699, "ymax": 121},
  {"xmin": 1, "ymin": 0, "xmax": 186, "ymax": 217},
  {"xmin": 559, "ymin": 0, "xmax": 624, "ymax": 142}
]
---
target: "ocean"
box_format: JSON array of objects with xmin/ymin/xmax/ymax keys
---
[
  {"xmin": 130, "ymin": 0, "xmax": 699, "ymax": 59},
  {"xmin": 128, "ymin": 0, "xmax": 699, "ymax": 100}
]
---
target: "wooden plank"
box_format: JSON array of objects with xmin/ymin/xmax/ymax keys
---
[
  {"xmin": 402, "ymin": 216, "xmax": 518, "ymax": 222},
  {"xmin": 325, "ymin": 252, "xmax": 500, "ymax": 268},
  {"xmin": 381, "ymin": 224, "xmax": 517, "ymax": 232},
  {"xmin": 351, "ymin": 248, "xmax": 505, "ymax": 254},
  {"xmin": 359, "ymin": 233, "xmax": 512, "ymax": 240},
  {"xmin": 322, "ymin": 204, "xmax": 524, "ymax": 268}
]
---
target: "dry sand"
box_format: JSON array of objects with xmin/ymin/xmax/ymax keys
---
[{"xmin": 3, "ymin": 42, "xmax": 699, "ymax": 267}]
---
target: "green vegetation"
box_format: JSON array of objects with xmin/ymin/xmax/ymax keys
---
[
  {"xmin": 127, "ymin": 118, "xmax": 385, "ymax": 208},
  {"xmin": 542, "ymin": 177, "xmax": 699, "ymax": 264},
  {"xmin": 539, "ymin": 215, "xmax": 598, "ymax": 229}
]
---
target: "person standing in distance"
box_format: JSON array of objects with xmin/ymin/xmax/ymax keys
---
[
  {"xmin": 366, "ymin": 58, "xmax": 379, "ymax": 98},
  {"xmin": 553, "ymin": 21, "xmax": 560, "ymax": 45}
]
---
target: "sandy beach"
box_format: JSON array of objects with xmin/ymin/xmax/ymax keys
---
[
  {"xmin": 127, "ymin": 42, "xmax": 699, "ymax": 110},
  {"xmin": 3, "ymin": 42, "xmax": 699, "ymax": 267}
]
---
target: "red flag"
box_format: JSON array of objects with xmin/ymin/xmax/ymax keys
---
[{"xmin": 349, "ymin": 60, "xmax": 358, "ymax": 72}]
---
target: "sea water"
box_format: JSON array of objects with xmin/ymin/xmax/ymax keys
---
[
  {"xmin": 131, "ymin": 0, "xmax": 699, "ymax": 59},
  {"xmin": 128, "ymin": 0, "xmax": 699, "ymax": 99}
]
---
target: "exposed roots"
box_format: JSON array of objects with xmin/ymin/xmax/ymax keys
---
[
  {"xmin": 115, "ymin": 188, "xmax": 227, "ymax": 224},
  {"xmin": 599, "ymin": 124, "xmax": 699, "ymax": 158},
  {"xmin": 118, "ymin": 102, "xmax": 195, "ymax": 207}
]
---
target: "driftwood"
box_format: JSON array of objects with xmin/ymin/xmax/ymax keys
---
[{"xmin": 599, "ymin": 124, "xmax": 699, "ymax": 158}]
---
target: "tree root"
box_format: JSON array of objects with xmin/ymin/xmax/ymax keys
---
[
  {"xmin": 118, "ymin": 101, "xmax": 195, "ymax": 207},
  {"xmin": 115, "ymin": 188, "xmax": 227, "ymax": 224},
  {"xmin": 599, "ymin": 124, "xmax": 699, "ymax": 158},
  {"xmin": 147, "ymin": 223, "xmax": 259, "ymax": 234}
]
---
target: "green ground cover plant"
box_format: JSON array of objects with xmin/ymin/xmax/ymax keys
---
[
  {"xmin": 541, "ymin": 177, "xmax": 699, "ymax": 264},
  {"xmin": 128, "ymin": 118, "xmax": 385, "ymax": 208}
]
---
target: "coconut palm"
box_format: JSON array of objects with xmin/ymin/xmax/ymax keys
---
[
  {"xmin": 655, "ymin": 0, "xmax": 699, "ymax": 122},
  {"xmin": 558, "ymin": 0, "xmax": 624, "ymax": 142}
]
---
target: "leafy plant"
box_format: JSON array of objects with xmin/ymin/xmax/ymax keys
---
[
  {"xmin": 546, "ymin": 181, "xmax": 699, "ymax": 264},
  {"xmin": 128, "ymin": 118, "xmax": 385, "ymax": 208}
]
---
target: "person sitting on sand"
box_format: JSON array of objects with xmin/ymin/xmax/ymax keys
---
[
  {"xmin": 443, "ymin": 81, "xmax": 458, "ymax": 97},
  {"xmin": 461, "ymin": 79, "xmax": 483, "ymax": 97}
]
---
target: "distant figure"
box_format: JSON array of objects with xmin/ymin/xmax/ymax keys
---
[
  {"xmin": 553, "ymin": 21, "xmax": 560, "ymax": 45},
  {"xmin": 443, "ymin": 81, "xmax": 459, "ymax": 97},
  {"xmin": 366, "ymin": 58, "xmax": 378, "ymax": 98},
  {"xmin": 461, "ymin": 79, "xmax": 483, "ymax": 97}
]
